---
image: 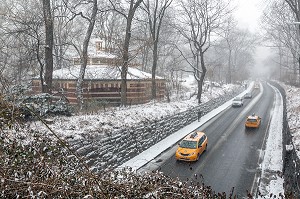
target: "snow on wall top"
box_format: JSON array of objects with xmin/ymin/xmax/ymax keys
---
[
  {"xmin": 52, "ymin": 65, "xmax": 163, "ymax": 80},
  {"xmin": 87, "ymin": 51, "xmax": 117, "ymax": 59}
]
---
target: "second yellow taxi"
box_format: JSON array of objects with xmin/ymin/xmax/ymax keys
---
[{"xmin": 245, "ymin": 113, "xmax": 261, "ymax": 128}]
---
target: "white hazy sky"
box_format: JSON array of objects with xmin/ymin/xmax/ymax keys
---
[
  {"xmin": 233, "ymin": 0, "xmax": 272, "ymax": 77},
  {"xmin": 233, "ymin": 0, "xmax": 266, "ymax": 32}
]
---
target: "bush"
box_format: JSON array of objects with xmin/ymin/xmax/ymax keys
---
[
  {"xmin": 0, "ymin": 94, "xmax": 25, "ymax": 128},
  {"xmin": 3, "ymin": 84, "xmax": 72, "ymax": 118},
  {"xmin": 22, "ymin": 93, "xmax": 72, "ymax": 117}
]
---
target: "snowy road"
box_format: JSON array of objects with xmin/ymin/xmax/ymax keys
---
[{"xmin": 134, "ymin": 82, "xmax": 284, "ymax": 197}]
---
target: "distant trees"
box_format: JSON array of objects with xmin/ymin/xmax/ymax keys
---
[
  {"xmin": 1, "ymin": 0, "xmax": 71, "ymax": 93},
  {"xmin": 94, "ymin": 5, "xmax": 123, "ymax": 53},
  {"xmin": 0, "ymin": 0, "xmax": 44, "ymax": 88},
  {"xmin": 216, "ymin": 18, "xmax": 257, "ymax": 83},
  {"xmin": 261, "ymin": 0, "xmax": 300, "ymax": 85}
]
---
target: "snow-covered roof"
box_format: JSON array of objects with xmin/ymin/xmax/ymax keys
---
[{"xmin": 52, "ymin": 65, "xmax": 164, "ymax": 80}]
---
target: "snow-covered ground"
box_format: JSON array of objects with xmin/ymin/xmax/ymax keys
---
[{"xmin": 29, "ymin": 79, "xmax": 299, "ymax": 197}]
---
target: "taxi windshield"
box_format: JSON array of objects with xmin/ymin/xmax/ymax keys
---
[{"xmin": 180, "ymin": 140, "xmax": 197, "ymax": 149}]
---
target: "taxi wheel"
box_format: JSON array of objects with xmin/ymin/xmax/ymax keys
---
[
  {"xmin": 204, "ymin": 144, "xmax": 207, "ymax": 151},
  {"xmin": 197, "ymin": 153, "xmax": 200, "ymax": 161}
]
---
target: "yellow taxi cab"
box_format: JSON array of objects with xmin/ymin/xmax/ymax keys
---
[
  {"xmin": 175, "ymin": 131, "xmax": 208, "ymax": 161},
  {"xmin": 245, "ymin": 114, "xmax": 261, "ymax": 128}
]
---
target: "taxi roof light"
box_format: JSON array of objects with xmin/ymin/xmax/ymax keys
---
[{"xmin": 189, "ymin": 132, "xmax": 198, "ymax": 139}]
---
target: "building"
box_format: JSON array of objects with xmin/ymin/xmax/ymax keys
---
[{"xmin": 31, "ymin": 40, "xmax": 166, "ymax": 105}]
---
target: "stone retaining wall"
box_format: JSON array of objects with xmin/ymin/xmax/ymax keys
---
[
  {"xmin": 270, "ymin": 81, "xmax": 300, "ymax": 197},
  {"xmin": 70, "ymin": 87, "xmax": 244, "ymax": 172}
]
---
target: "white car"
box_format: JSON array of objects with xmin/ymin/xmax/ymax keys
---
[
  {"xmin": 232, "ymin": 97, "xmax": 243, "ymax": 107},
  {"xmin": 244, "ymin": 92, "xmax": 252, "ymax": 98}
]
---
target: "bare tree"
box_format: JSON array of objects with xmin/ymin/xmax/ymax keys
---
[
  {"xmin": 42, "ymin": 0, "xmax": 54, "ymax": 94},
  {"xmin": 62, "ymin": 0, "xmax": 98, "ymax": 108},
  {"xmin": 176, "ymin": 0, "xmax": 230, "ymax": 104},
  {"xmin": 285, "ymin": 0, "xmax": 300, "ymax": 24},
  {"xmin": 109, "ymin": 0, "xmax": 144, "ymax": 106},
  {"xmin": 142, "ymin": 0, "xmax": 173, "ymax": 100},
  {"xmin": 218, "ymin": 16, "xmax": 237, "ymax": 83},
  {"xmin": 0, "ymin": 0, "xmax": 48, "ymax": 89},
  {"xmin": 52, "ymin": 0, "xmax": 75, "ymax": 70}
]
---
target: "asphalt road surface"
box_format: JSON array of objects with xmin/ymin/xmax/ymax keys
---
[{"xmin": 139, "ymin": 82, "xmax": 276, "ymax": 197}]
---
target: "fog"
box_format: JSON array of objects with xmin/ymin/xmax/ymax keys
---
[
  {"xmin": 233, "ymin": 0, "xmax": 275, "ymax": 80},
  {"xmin": 252, "ymin": 46, "xmax": 275, "ymax": 79}
]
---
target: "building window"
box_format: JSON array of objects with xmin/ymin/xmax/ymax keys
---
[
  {"xmin": 96, "ymin": 41, "xmax": 103, "ymax": 51},
  {"xmin": 73, "ymin": 58, "xmax": 81, "ymax": 65}
]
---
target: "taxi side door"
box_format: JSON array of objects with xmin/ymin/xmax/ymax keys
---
[{"xmin": 197, "ymin": 135, "xmax": 206, "ymax": 154}]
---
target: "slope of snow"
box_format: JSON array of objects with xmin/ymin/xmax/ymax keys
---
[{"xmin": 32, "ymin": 82, "xmax": 240, "ymax": 141}]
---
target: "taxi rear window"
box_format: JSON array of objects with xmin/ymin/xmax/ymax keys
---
[{"xmin": 247, "ymin": 118, "xmax": 257, "ymax": 122}]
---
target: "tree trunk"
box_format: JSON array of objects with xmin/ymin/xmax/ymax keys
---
[
  {"xmin": 42, "ymin": 0, "xmax": 54, "ymax": 94},
  {"xmin": 298, "ymin": 56, "xmax": 300, "ymax": 85},
  {"xmin": 151, "ymin": 41, "xmax": 158, "ymax": 100},
  {"xmin": 120, "ymin": 20, "xmax": 132, "ymax": 106},
  {"xmin": 227, "ymin": 49, "xmax": 232, "ymax": 84},
  {"xmin": 195, "ymin": 51, "xmax": 201, "ymax": 102},
  {"xmin": 120, "ymin": 0, "xmax": 144, "ymax": 106},
  {"xmin": 197, "ymin": 50, "xmax": 207, "ymax": 104},
  {"xmin": 147, "ymin": 0, "xmax": 172, "ymax": 100},
  {"xmin": 76, "ymin": 0, "xmax": 98, "ymax": 109}
]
